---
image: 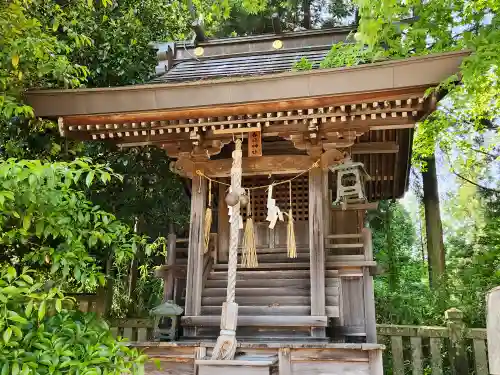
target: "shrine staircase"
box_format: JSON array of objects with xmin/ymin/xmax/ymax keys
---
[{"xmin": 181, "ymin": 245, "xmax": 341, "ymax": 341}]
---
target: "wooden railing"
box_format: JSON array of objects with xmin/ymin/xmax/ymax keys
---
[{"xmin": 377, "ymin": 308, "xmax": 488, "ymax": 375}]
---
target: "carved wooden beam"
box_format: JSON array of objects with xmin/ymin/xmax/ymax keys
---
[{"xmin": 202, "ymin": 155, "xmax": 317, "ymax": 178}]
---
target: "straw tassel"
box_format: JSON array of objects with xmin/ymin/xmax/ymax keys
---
[
  {"xmin": 203, "ymin": 179, "xmax": 212, "ymax": 254},
  {"xmin": 242, "ymin": 189, "xmax": 258, "ymax": 268},
  {"xmin": 287, "ymin": 181, "xmax": 297, "ymax": 258}
]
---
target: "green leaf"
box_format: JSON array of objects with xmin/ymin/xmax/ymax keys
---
[
  {"xmin": 85, "ymin": 170, "xmax": 95, "ymax": 187},
  {"xmin": 6, "ymin": 266, "xmax": 16, "ymax": 281},
  {"xmin": 38, "ymin": 300, "xmax": 46, "ymax": 321},
  {"xmin": 11, "ymin": 55, "xmax": 19, "ymax": 68},
  {"xmin": 21, "ymin": 274, "xmax": 33, "ymax": 285},
  {"xmin": 55, "ymin": 299, "xmax": 62, "ymax": 312},
  {"xmin": 1, "ymin": 363, "xmax": 9, "ymax": 375},
  {"xmin": 11, "ymin": 363, "xmax": 19, "ymax": 375},
  {"xmin": 23, "ymin": 213, "xmax": 32, "ymax": 231},
  {"xmin": 8, "ymin": 314, "xmax": 28, "ymax": 325},
  {"xmin": 25, "ymin": 300, "xmax": 33, "ymax": 317},
  {"xmin": 3, "ymin": 327, "xmax": 12, "ymax": 343}
]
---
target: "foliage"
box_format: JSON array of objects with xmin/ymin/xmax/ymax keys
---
[
  {"xmin": 352, "ymin": 0, "xmax": 500, "ymax": 165},
  {"xmin": 0, "ymin": 158, "xmax": 144, "ymax": 289},
  {"xmin": 293, "ymin": 41, "xmax": 380, "ymax": 71},
  {"xmin": 370, "ymin": 202, "xmax": 446, "ymax": 325},
  {"xmin": 0, "ymin": 266, "xmax": 146, "ymax": 375}
]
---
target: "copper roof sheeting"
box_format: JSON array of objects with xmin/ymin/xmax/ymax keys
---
[
  {"xmin": 151, "ymin": 48, "xmax": 331, "ymax": 83},
  {"xmin": 25, "ymin": 51, "xmax": 468, "ymax": 119}
]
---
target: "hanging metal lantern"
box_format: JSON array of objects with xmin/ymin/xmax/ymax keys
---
[{"xmin": 329, "ymin": 155, "xmax": 371, "ymax": 210}]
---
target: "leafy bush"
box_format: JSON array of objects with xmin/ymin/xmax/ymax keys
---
[{"xmin": 0, "ymin": 266, "xmax": 146, "ymax": 375}]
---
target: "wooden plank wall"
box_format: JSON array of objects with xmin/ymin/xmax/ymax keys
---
[{"xmin": 327, "ymin": 208, "xmax": 367, "ymax": 340}]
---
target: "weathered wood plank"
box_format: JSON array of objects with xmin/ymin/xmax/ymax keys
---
[
  {"xmin": 146, "ymin": 361, "xmax": 194, "ymax": 375},
  {"xmin": 369, "ymin": 350, "xmax": 384, "ymax": 375},
  {"xmin": 279, "ymin": 348, "xmax": 292, "ymax": 375},
  {"xmin": 411, "ymin": 336, "xmax": 423, "ymax": 375},
  {"xmin": 325, "ymin": 243, "xmax": 364, "ymax": 249},
  {"xmin": 488, "ymin": 286, "xmax": 500, "ymax": 375},
  {"xmin": 123, "ymin": 327, "xmax": 134, "ymax": 341},
  {"xmin": 137, "ymin": 328, "xmax": 148, "ymax": 342},
  {"xmin": 208, "ymin": 270, "xmax": 313, "ymax": 279},
  {"xmin": 164, "ymin": 230, "xmax": 177, "ymax": 301},
  {"xmin": 326, "ymin": 234, "xmax": 363, "ymax": 239},
  {"xmin": 292, "ymin": 362, "xmax": 370, "ymax": 375},
  {"xmin": 202, "ymin": 295, "xmax": 310, "ymax": 306},
  {"xmin": 377, "ymin": 324, "xmax": 449, "ymax": 338},
  {"xmin": 202, "ymin": 305, "xmax": 310, "ymax": 315},
  {"xmin": 217, "ymin": 182, "xmax": 229, "ymax": 263},
  {"xmin": 326, "ymin": 306, "xmax": 340, "ymax": 317},
  {"xmin": 184, "ymin": 177, "xmax": 207, "ymax": 337},
  {"xmin": 309, "ymin": 166, "xmax": 326, "ymax": 338},
  {"xmin": 391, "ymin": 336, "xmax": 404, "ymax": 375},
  {"xmin": 203, "ymin": 287, "xmax": 310, "ymax": 297},
  {"xmin": 291, "ymin": 348, "xmax": 369, "ymax": 362},
  {"xmin": 362, "ymin": 228, "xmax": 377, "ymax": 343},
  {"xmin": 181, "ymin": 315, "xmax": 327, "ymax": 327},
  {"xmin": 205, "ymin": 279, "xmax": 310, "ymax": 288},
  {"xmin": 473, "ymin": 339, "xmax": 488, "ymax": 375},
  {"xmin": 430, "ymin": 337, "xmax": 443, "ymax": 375},
  {"xmin": 204, "ymin": 155, "xmax": 316, "ymax": 177}
]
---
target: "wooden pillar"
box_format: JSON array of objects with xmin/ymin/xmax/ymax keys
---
[
  {"xmin": 362, "ymin": 228, "xmax": 377, "ymax": 343},
  {"xmin": 323, "ymin": 170, "xmax": 331, "ymax": 236},
  {"xmin": 309, "ymin": 166, "xmax": 326, "ymax": 337},
  {"xmin": 185, "ymin": 176, "xmax": 207, "ymax": 336},
  {"xmin": 164, "ymin": 224, "xmax": 177, "ymax": 302},
  {"xmin": 488, "ymin": 287, "xmax": 500, "ymax": 374},
  {"xmin": 217, "ymin": 182, "xmax": 229, "ymax": 263}
]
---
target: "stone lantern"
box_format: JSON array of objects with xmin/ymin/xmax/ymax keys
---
[{"xmin": 150, "ymin": 301, "xmax": 184, "ymax": 341}]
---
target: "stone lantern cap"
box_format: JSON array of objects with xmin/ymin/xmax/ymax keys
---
[{"xmin": 150, "ymin": 301, "xmax": 184, "ymax": 317}]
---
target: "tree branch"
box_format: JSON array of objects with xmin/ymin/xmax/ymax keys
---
[{"xmin": 452, "ymin": 170, "xmax": 500, "ymax": 194}]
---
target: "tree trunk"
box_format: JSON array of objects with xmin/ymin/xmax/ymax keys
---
[
  {"xmin": 422, "ymin": 155, "xmax": 445, "ymax": 287},
  {"xmin": 302, "ymin": 0, "xmax": 311, "ymax": 29}
]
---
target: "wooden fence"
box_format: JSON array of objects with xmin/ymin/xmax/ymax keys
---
[{"xmin": 377, "ymin": 308, "xmax": 488, "ymax": 375}]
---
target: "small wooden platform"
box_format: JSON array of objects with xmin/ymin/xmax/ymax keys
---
[{"xmin": 137, "ymin": 341, "xmax": 384, "ymax": 375}]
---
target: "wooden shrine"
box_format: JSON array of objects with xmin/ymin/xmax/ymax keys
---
[{"xmin": 26, "ymin": 27, "xmax": 467, "ymax": 375}]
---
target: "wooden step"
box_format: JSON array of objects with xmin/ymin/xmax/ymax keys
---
[
  {"xmin": 202, "ymin": 305, "xmax": 310, "ymax": 315},
  {"xmin": 212, "ymin": 262, "xmax": 311, "ymax": 270},
  {"xmin": 325, "ymin": 255, "xmax": 365, "ymax": 262},
  {"xmin": 237, "ymin": 246, "xmax": 309, "ymax": 254},
  {"xmin": 326, "ymin": 234, "xmax": 362, "ymax": 239},
  {"xmin": 182, "ymin": 315, "xmax": 327, "ymax": 327},
  {"xmin": 238, "ymin": 253, "xmax": 310, "ymax": 262},
  {"xmin": 205, "ymin": 278, "xmax": 310, "ymax": 288},
  {"xmin": 202, "ymin": 295, "xmax": 310, "ymax": 306},
  {"xmin": 208, "ymin": 270, "xmax": 311, "ymax": 280},
  {"xmin": 203, "ymin": 287, "xmax": 310, "ymax": 297},
  {"xmin": 325, "ymin": 243, "xmax": 364, "ymax": 249}
]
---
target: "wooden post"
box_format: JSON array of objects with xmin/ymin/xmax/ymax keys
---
[
  {"xmin": 309, "ymin": 165, "xmax": 326, "ymax": 337},
  {"xmin": 487, "ymin": 286, "xmax": 500, "ymax": 374},
  {"xmin": 218, "ymin": 182, "xmax": 229, "ymax": 263},
  {"xmin": 185, "ymin": 176, "xmax": 207, "ymax": 336},
  {"xmin": 362, "ymin": 228, "xmax": 377, "ymax": 343},
  {"xmin": 164, "ymin": 224, "xmax": 177, "ymax": 302},
  {"xmin": 446, "ymin": 308, "xmax": 468, "ymax": 375}
]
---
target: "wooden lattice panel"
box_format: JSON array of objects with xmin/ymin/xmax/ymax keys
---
[{"xmin": 242, "ymin": 175, "xmax": 309, "ymax": 222}]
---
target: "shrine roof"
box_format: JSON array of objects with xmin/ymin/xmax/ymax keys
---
[
  {"xmin": 150, "ymin": 27, "xmax": 353, "ymax": 83},
  {"xmin": 150, "ymin": 48, "xmax": 330, "ymax": 83}
]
